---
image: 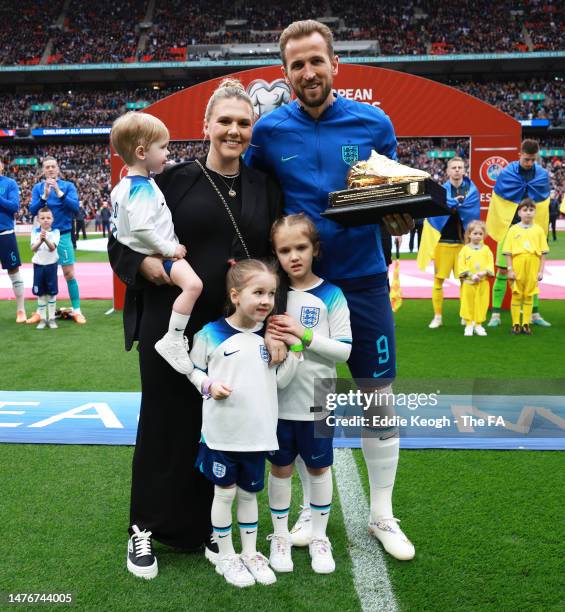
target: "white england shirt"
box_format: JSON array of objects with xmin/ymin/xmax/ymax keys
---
[
  {"xmin": 110, "ymin": 175, "xmax": 178, "ymax": 258},
  {"xmin": 278, "ymin": 279, "xmax": 352, "ymax": 421},
  {"xmin": 30, "ymin": 227, "xmax": 60, "ymax": 265},
  {"xmin": 189, "ymin": 318, "xmax": 300, "ymax": 452}
]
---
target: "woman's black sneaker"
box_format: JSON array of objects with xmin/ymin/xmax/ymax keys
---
[{"xmin": 127, "ymin": 525, "xmax": 158, "ymax": 579}]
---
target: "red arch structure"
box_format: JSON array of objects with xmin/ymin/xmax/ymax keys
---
[{"xmin": 111, "ymin": 64, "xmax": 521, "ymax": 309}]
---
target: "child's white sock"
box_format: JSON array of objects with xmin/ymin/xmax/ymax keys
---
[
  {"xmin": 237, "ymin": 487, "xmax": 258, "ymax": 556},
  {"xmin": 47, "ymin": 295, "xmax": 56, "ymax": 321},
  {"xmin": 295, "ymin": 455, "xmax": 311, "ymax": 507},
  {"xmin": 212, "ymin": 486, "xmax": 236, "ymax": 557},
  {"xmin": 268, "ymin": 473, "xmax": 292, "ymax": 535},
  {"xmin": 168, "ymin": 311, "xmax": 190, "ymax": 337},
  {"xmin": 37, "ymin": 295, "xmax": 47, "ymax": 321},
  {"xmin": 310, "ymin": 469, "xmax": 333, "ymax": 539}
]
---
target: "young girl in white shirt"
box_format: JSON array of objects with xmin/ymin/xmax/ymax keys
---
[
  {"xmin": 267, "ymin": 214, "xmax": 352, "ymax": 575},
  {"xmin": 188, "ymin": 258, "xmax": 301, "ymax": 588}
]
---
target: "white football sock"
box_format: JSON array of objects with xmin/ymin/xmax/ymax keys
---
[
  {"xmin": 47, "ymin": 295, "xmax": 57, "ymax": 321},
  {"xmin": 169, "ymin": 311, "xmax": 190, "ymax": 337},
  {"xmin": 37, "ymin": 295, "xmax": 47, "ymax": 321},
  {"xmin": 268, "ymin": 473, "xmax": 291, "ymax": 535},
  {"xmin": 309, "ymin": 469, "xmax": 333, "ymax": 539},
  {"xmin": 211, "ymin": 485, "xmax": 236, "ymax": 557},
  {"xmin": 361, "ymin": 435, "xmax": 399, "ymax": 521},
  {"xmin": 9, "ymin": 271, "xmax": 25, "ymax": 311},
  {"xmin": 295, "ymin": 455, "xmax": 311, "ymax": 507},
  {"xmin": 237, "ymin": 487, "xmax": 258, "ymax": 556}
]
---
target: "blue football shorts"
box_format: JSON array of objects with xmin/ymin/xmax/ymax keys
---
[
  {"xmin": 196, "ymin": 441, "xmax": 266, "ymax": 493},
  {"xmin": 32, "ymin": 262, "xmax": 59, "ymax": 296},
  {"xmin": 0, "ymin": 232, "xmax": 21, "ymax": 270},
  {"xmin": 268, "ymin": 419, "xmax": 334, "ymax": 469},
  {"xmin": 332, "ymin": 272, "xmax": 396, "ymax": 385}
]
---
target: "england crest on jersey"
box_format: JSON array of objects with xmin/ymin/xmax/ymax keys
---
[
  {"xmin": 259, "ymin": 344, "xmax": 271, "ymax": 363},
  {"xmin": 342, "ymin": 144, "xmax": 359, "ymax": 166},
  {"xmin": 212, "ymin": 461, "xmax": 226, "ymax": 478},
  {"xmin": 301, "ymin": 306, "xmax": 320, "ymax": 328}
]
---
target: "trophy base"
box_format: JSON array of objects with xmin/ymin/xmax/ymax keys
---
[{"xmin": 322, "ymin": 179, "xmax": 448, "ymax": 227}]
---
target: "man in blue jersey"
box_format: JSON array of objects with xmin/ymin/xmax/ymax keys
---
[
  {"xmin": 29, "ymin": 156, "xmax": 86, "ymax": 324},
  {"xmin": 0, "ymin": 158, "xmax": 26, "ymax": 323},
  {"xmin": 245, "ymin": 20, "xmax": 415, "ymax": 561}
]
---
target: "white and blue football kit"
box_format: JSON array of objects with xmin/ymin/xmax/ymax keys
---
[
  {"xmin": 31, "ymin": 227, "xmax": 60, "ymax": 296},
  {"xmin": 245, "ymin": 94, "xmax": 397, "ymax": 381},
  {"xmin": 188, "ymin": 318, "xmax": 300, "ymax": 492},
  {"xmin": 111, "ymin": 175, "xmax": 179, "ymax": 259},
  {"xmin": 271, "ymin": 279, "xmax": 352, "ymax": 469},
  {"xmin": 0, "ymin": 174, "xmax": 21, "ymax": 270}
]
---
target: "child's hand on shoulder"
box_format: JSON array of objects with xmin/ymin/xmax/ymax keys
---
[
  {"xmin": 269, "ymin": 313, "xmax": 304, "ymax": 339},
  {"xmin": 211, "ymin": 382, "xmax": 232, "ymax": 400}
]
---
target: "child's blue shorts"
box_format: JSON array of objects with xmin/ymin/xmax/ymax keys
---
[{"xmin": 196, "ymin": 441, "xmax": 266, "ymax": 493}]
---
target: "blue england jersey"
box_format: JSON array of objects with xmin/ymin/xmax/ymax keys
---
[
  {"xmin": 0, "ymin": 175, "xmax": 20, "ymax": 232},
  {"xmin": 30, "ymin": 179, "xmax": 79, "ymax": 233},
  {"xmin": 245, "ymin": 94, "xmax": 397, "ymax": 280}
]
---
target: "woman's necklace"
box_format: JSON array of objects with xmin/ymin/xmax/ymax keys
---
[{"xmin": 206, "ymin": 162, "xmax": 240, "ymax": 197}]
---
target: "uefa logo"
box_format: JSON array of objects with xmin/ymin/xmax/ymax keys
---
[
  {"xmin": 479, "ymin": 156, "xmax": 509, "ymax": 188},
  {"xmin": 246, "ymin": 79, "xmax": 292, "ymax": 118}
]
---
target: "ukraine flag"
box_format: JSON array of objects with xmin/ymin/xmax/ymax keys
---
[
  {"xmin": 486, "ymin": 161, "xmax": 550, "ymax": 243},
  {"xmin": 417, "ymin": 177, "xmax": 480, "ymax": 271}
]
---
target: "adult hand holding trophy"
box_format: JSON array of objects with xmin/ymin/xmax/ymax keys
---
[{"xmin": 322, "ymin": 150, "xmax": 448, "ymax": 228}]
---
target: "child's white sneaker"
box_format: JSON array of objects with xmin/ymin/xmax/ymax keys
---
[
  {"xmin": 290, "ymin": 505, "xmax": 312, "ymax": 547},
  {"xmin": 36, "ymin": 319, "xmax": 47, "ymax": 330},
  {"xmin": 464, "ymin": 324, "xmax": 474, "ymax": 336},
  {"xmin": 47, "ymin": 319, "xmax": 58, "ymax": 329},
  {"xmin": 474, "ymin": 325, "xmax": 487, "ymax": 336},
  {"xmin": 154, "ymin": 332, "xmax": 194, "ymax": 374},
  {"xmin": 309, "ymin": 537, "xmax": 335, "ymax": 574},
  {"xmin": 215, "ymin": 553, "xmax": 255, "ymax": 588},
  {"xmin": 240, "ymin": 552, "xmax": 277, "ymax": 585},
  {"xmin": 267, "ymin": 534, "xmax": 293, "ymax": 572},
  {"xmin": 428, "ymin": 315, "xmax": 442, "ymax": 329}
]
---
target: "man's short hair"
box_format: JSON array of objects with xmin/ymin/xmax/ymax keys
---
[
  {"xmin": 521, "ymin": 139, "xmax": 539, "ymax": 155},
  {"xmin": 447, "ymin": 156, "xmax": 465, "ymax": 167},
  {"xmin": 111, "ymin": 112, "xmax": 169, "ymax": 166},
  {"xmin": 42, "ymin": 156, "xmax": 57, "ymax": 166},
  {"xmin": 279, "ymin": 20, "xmax": 334, "ymax": 66}
]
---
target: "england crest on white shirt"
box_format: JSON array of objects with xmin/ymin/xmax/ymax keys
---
[
  {"xmin": 259, "ymin": 344, "xmax": 270, "ymax": 363},
  {"xmin": 212, "ymin": 461, "xmax": 226, "ymax": 478},
  {"xmin": 301, "ymin": 306, "xmax": 320, "ymax": 328}
]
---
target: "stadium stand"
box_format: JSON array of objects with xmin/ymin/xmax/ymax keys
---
[
  {"xmin": 0, "ymin": 0, "xmax": 563, "ymax": 64},
  {"xmin": 0, "ymin": 78, "xmax": 563, "ymax": 130}
]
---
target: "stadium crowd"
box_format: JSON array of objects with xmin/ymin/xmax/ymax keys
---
[
  {"xmin": 2, "ymin": 137, "xmax": 563, "ymax": 226},
  {"xmin": 49, "ymin": 0, "xmax": 145, "ymax": 64},
  {"xmin": 0, "ymin": 0, "xmax": 62, "ymax": 66},
  {"xmin": 0, "ymin": 77, "xmax": 563, "ymax": 130},
  {"xmin": 0, "ymin": 0, "xmax": 562, "ymax": 64}
]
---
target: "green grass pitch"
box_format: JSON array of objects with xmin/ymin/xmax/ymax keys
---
[{"xmin": 1, "ymin": 289, "xmax": 564, "ymax": 609}]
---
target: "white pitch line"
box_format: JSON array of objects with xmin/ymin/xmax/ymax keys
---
[{"xmin": 334, "ymin": 448, "xmax": 398, "ymax": 612}]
